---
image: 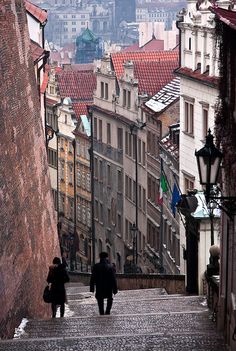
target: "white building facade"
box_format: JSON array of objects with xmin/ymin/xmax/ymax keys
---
[{"xmin": 176, "ymin": 0, "xmax": 223, "ymax": 294}]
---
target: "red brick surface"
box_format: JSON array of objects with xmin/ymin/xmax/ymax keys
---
[{"xmin": 0, "ymin": 0, "xmax": 59, "ymax": 339}]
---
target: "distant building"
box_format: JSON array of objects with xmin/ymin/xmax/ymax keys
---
[
  {"xmin": 75, "ymin": 28, "xmax": 103, "ymax": 64},
  {"xmin": 115, "ymin": 0, "xmax": 136, "ymax": 28}
]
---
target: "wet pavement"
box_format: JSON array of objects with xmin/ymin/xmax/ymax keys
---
[{"xmin": 0, "ymin": 283, "xmax": 226, "ymax": 350}]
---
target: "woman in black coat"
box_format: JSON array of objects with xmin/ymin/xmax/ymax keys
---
[{"xmin": 47, "ymin": 257, "xmax": 70, "ymax": 318}]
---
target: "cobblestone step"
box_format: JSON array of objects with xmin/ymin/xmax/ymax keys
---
[
  {"xmin": 67, "ymin": 294, "xmax": 208, "ymax": 316},
  {"xmin": 0, "ymin": 284, "xmax": 226, "ymax": 350},
  {"xmin": 0, "ymin": 332, "xmax": 226, "ymax": 351},
  {"xmin": 15, "ymin": 311, "xmax": 218, "ymax": 339}
]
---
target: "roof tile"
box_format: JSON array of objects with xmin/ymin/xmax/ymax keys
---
[
  {"xmin": 25, "ymin": 0, "xmax": 47, "ymax": 24},
  {"xmin": 57, "ymin": 70, "xmax": 96, "ymax": 101},
  {"xmin": 111, "ymin": 50, "xmax": 179, "ymax": 79},
  {"xmin": 134, "ymin": 60, "xmax": 178, "ymax": 96}
]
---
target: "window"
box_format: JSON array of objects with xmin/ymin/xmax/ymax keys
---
[
  {"xmin": 184, "ymin": 175, "xmax": 194, "ymax": 193},
  {"xmin": 94, "ymin": 117, "xmax": 97, "ymax": 139},
  {"xmin": 189, "ymin": 37, "xmax": 191, "ymax": 50},
  {"xmin": 142, "ymin": 141, "xmax": 145, "ymax": 166},
  {"xmin": 107, "ymin": 164, "xmax": 111, "ymax": 187},
  {"xmin": 202, "ymin": 108, "xmax": 208, "ymax": 139},
  {"xmin": 101, "ymin": 82, "xmax": 104, "ymax": 98},
  {"xmin": 107, "ymin": 208, "xmax": 111, "ymax": 227},
  {"xmin": 94, "ymin": 157, "xmax": 98, "ymax": 178},
  {"xmin": 60, "ymin": 161, "xmax": 65, "ymax": 180},
  {"xmin": 72, "ymin": 21, "xmax": 76, "ymax": 25},
  {"xmin": 123, "ymin": 89, "xmax": 127, "ymax": 107},
  {"xmin": 105, "ymin": 83, "xmax": 108, "ymax": 100},
  {"xmin": 117, "ymin": 169, "xmax": 122, "ymax": 192},
  {"xmin": 117, "ymin": 128, "xmax": 123, "ymax": 150},
  {"xmin": 49, "ymin": 86, "xmax": 54, "ymax": 95},
  {"xmin": 125, "ymin": 131, "xmax": 128, "ymax": 155},
  {"xmin": 95, "ymin": 199, "xmax": 99, "ymax": 219},
  {"xmin": 107, "ymin": 123, "xmax": 111, "ymax": 145},
  {"xmin": 127, "ymin": 90, "xmax": 131, "ymax": 109},
  {"xmin": 117, "ymin": 213, "xmax": 122, "ymax": 235},
  {"xmin": 77, "ymin": 167, "xmax": 81, "ymax": 186},
  {"xmin": 48, "ymin": 148, "xmax": 57, "ymax": 168},
  {"xmin": 72, "ymin": 15, "xmax": 76, "ymax": 18},
  {"xmin": 68, "ymin": 198, "xmax": 74, "ymax": 220},
  {"xmin": 184, "ymin": 101, "xmax": 194, "ymax": 135},
  {"xmin": 99, "ymin": 120, "xmax": 102, "ymax": 141},
  {"xmin": 86, "ymin": 173, "xmax": 91, "ymax": 191},
  {"xmin": 68, "ymin": 142, "xmax": 73, "ymax": 154},
  {"xmin": 99, "ymin": 203, "xmax": 104, "ymax": 223},
  {"xmin": 72, "ymin": 28, "xmax": 76, "ymax": 32},
  {"xmin": 143, "ymin": 188, "xmax": 146, "ymax": 212},
  {"xmin": 138, "ymin": 139, "xmax": 141, "ymax": 163},
  {"xmin": 68, "ymin": 163, "xmax": 73, "ymax": 185},
  {"xmin": 99, "ymin": 160, "xmax": 103, "ymax": 182}
]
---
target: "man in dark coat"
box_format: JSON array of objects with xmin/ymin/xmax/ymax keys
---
[
  {"xmin": 90, "ymin": 252, "xmax": 118, "ymax": 315},
  {"xmin": 47, "ymin": 257, "xmax": 70, "ymax": 318}
]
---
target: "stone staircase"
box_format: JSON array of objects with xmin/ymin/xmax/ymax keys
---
[{"xmin": 0, "ymin": 283, "xmax": 226, "ymax": 350}]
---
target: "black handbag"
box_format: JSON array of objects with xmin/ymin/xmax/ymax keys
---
[{"xmin": 43, "ymin": 285, "xmax": 52, "ymax": 303}]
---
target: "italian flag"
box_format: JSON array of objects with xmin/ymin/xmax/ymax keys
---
[{"xmin": 158, "ymin": 174, "xmax": 168, "ymax": 205}]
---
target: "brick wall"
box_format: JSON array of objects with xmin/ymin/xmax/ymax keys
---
[{"xmin": 0, "ymin": 0, "xmax": 60, "ymax": 338}]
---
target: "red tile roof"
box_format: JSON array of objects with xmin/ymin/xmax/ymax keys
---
[
  {"xmin": 175, "ymin": 67, "xmax": 219, "ymax": 86},
  {"xmin": 134, "ymin": 60, "xmax": 178, "ymax": 96},
  {"xmin": 111, "ymin": 51, "xmax": 179, "ymax": 79},
  {"xmin": 210, "ymin": 6, "xmax": 236, "ymax": 30},
  {"xmin": 63, "ymin": 63, "xmax": 94, "ymax": 72},
  {"xmin": 72, "ymin": 102, "xmax": 91, "ymax": 119},
  {"xmin": 40, "ymin": 72, "xmax": 49, "ymax": 94},
  {"xmin": 25, "ymin": 0, "xmax": 47, "ymax": 24},
  {"xmin": 123, "ymin": 38, "xmax": 164, "ymax": 52},
  {"xmin": 30, "ymin": 40, "xmax": 45, "ymax": 63},
  {"xmin": 57, "ymin": 70, "xmax": 96, "ymax": 101}
]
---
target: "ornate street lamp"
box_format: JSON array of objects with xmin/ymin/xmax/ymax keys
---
[
  {"xmin": 195, "ymin": 129, "xmax": 236, "ymax": 219},
  {"xmin": 195, "ymin": 129, "xmax": 223, "ymax": 203}
]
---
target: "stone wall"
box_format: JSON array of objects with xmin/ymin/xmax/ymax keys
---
[
  {"xmin": 69, "ymin": 272, "xmax": 186, "ymax": 294},
  {"xmin": 0, "ymin": 0, "xmax": 60, "ymax": 338}
]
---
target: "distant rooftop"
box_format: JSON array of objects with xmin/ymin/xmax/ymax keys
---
[
  {"xmin": 134, "ymin": 61, "xmax": 178, "ymax": 96},
  {"xmin": 25, "ymin": 0, "xmax": 48, "ymax": 24},
  {"xmin": 111, "ymin": 50, "xmax": 179, "ymax": 79},
  {"xmin": 145, "ymin": 77, "xmax": 180, "ymax": 113},
  {"xmin": 57, "ymin": 70, "xmax": 96, "ymax": 100}
]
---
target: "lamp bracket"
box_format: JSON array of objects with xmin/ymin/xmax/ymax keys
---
[{"xmin": 210, "ymin": 197, "xmax": 236, "ymax": 220}]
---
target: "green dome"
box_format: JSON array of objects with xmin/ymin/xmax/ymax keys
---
[{"xmin": 76, "ymin": 28, "xmax": 98, "ymax": 45}]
